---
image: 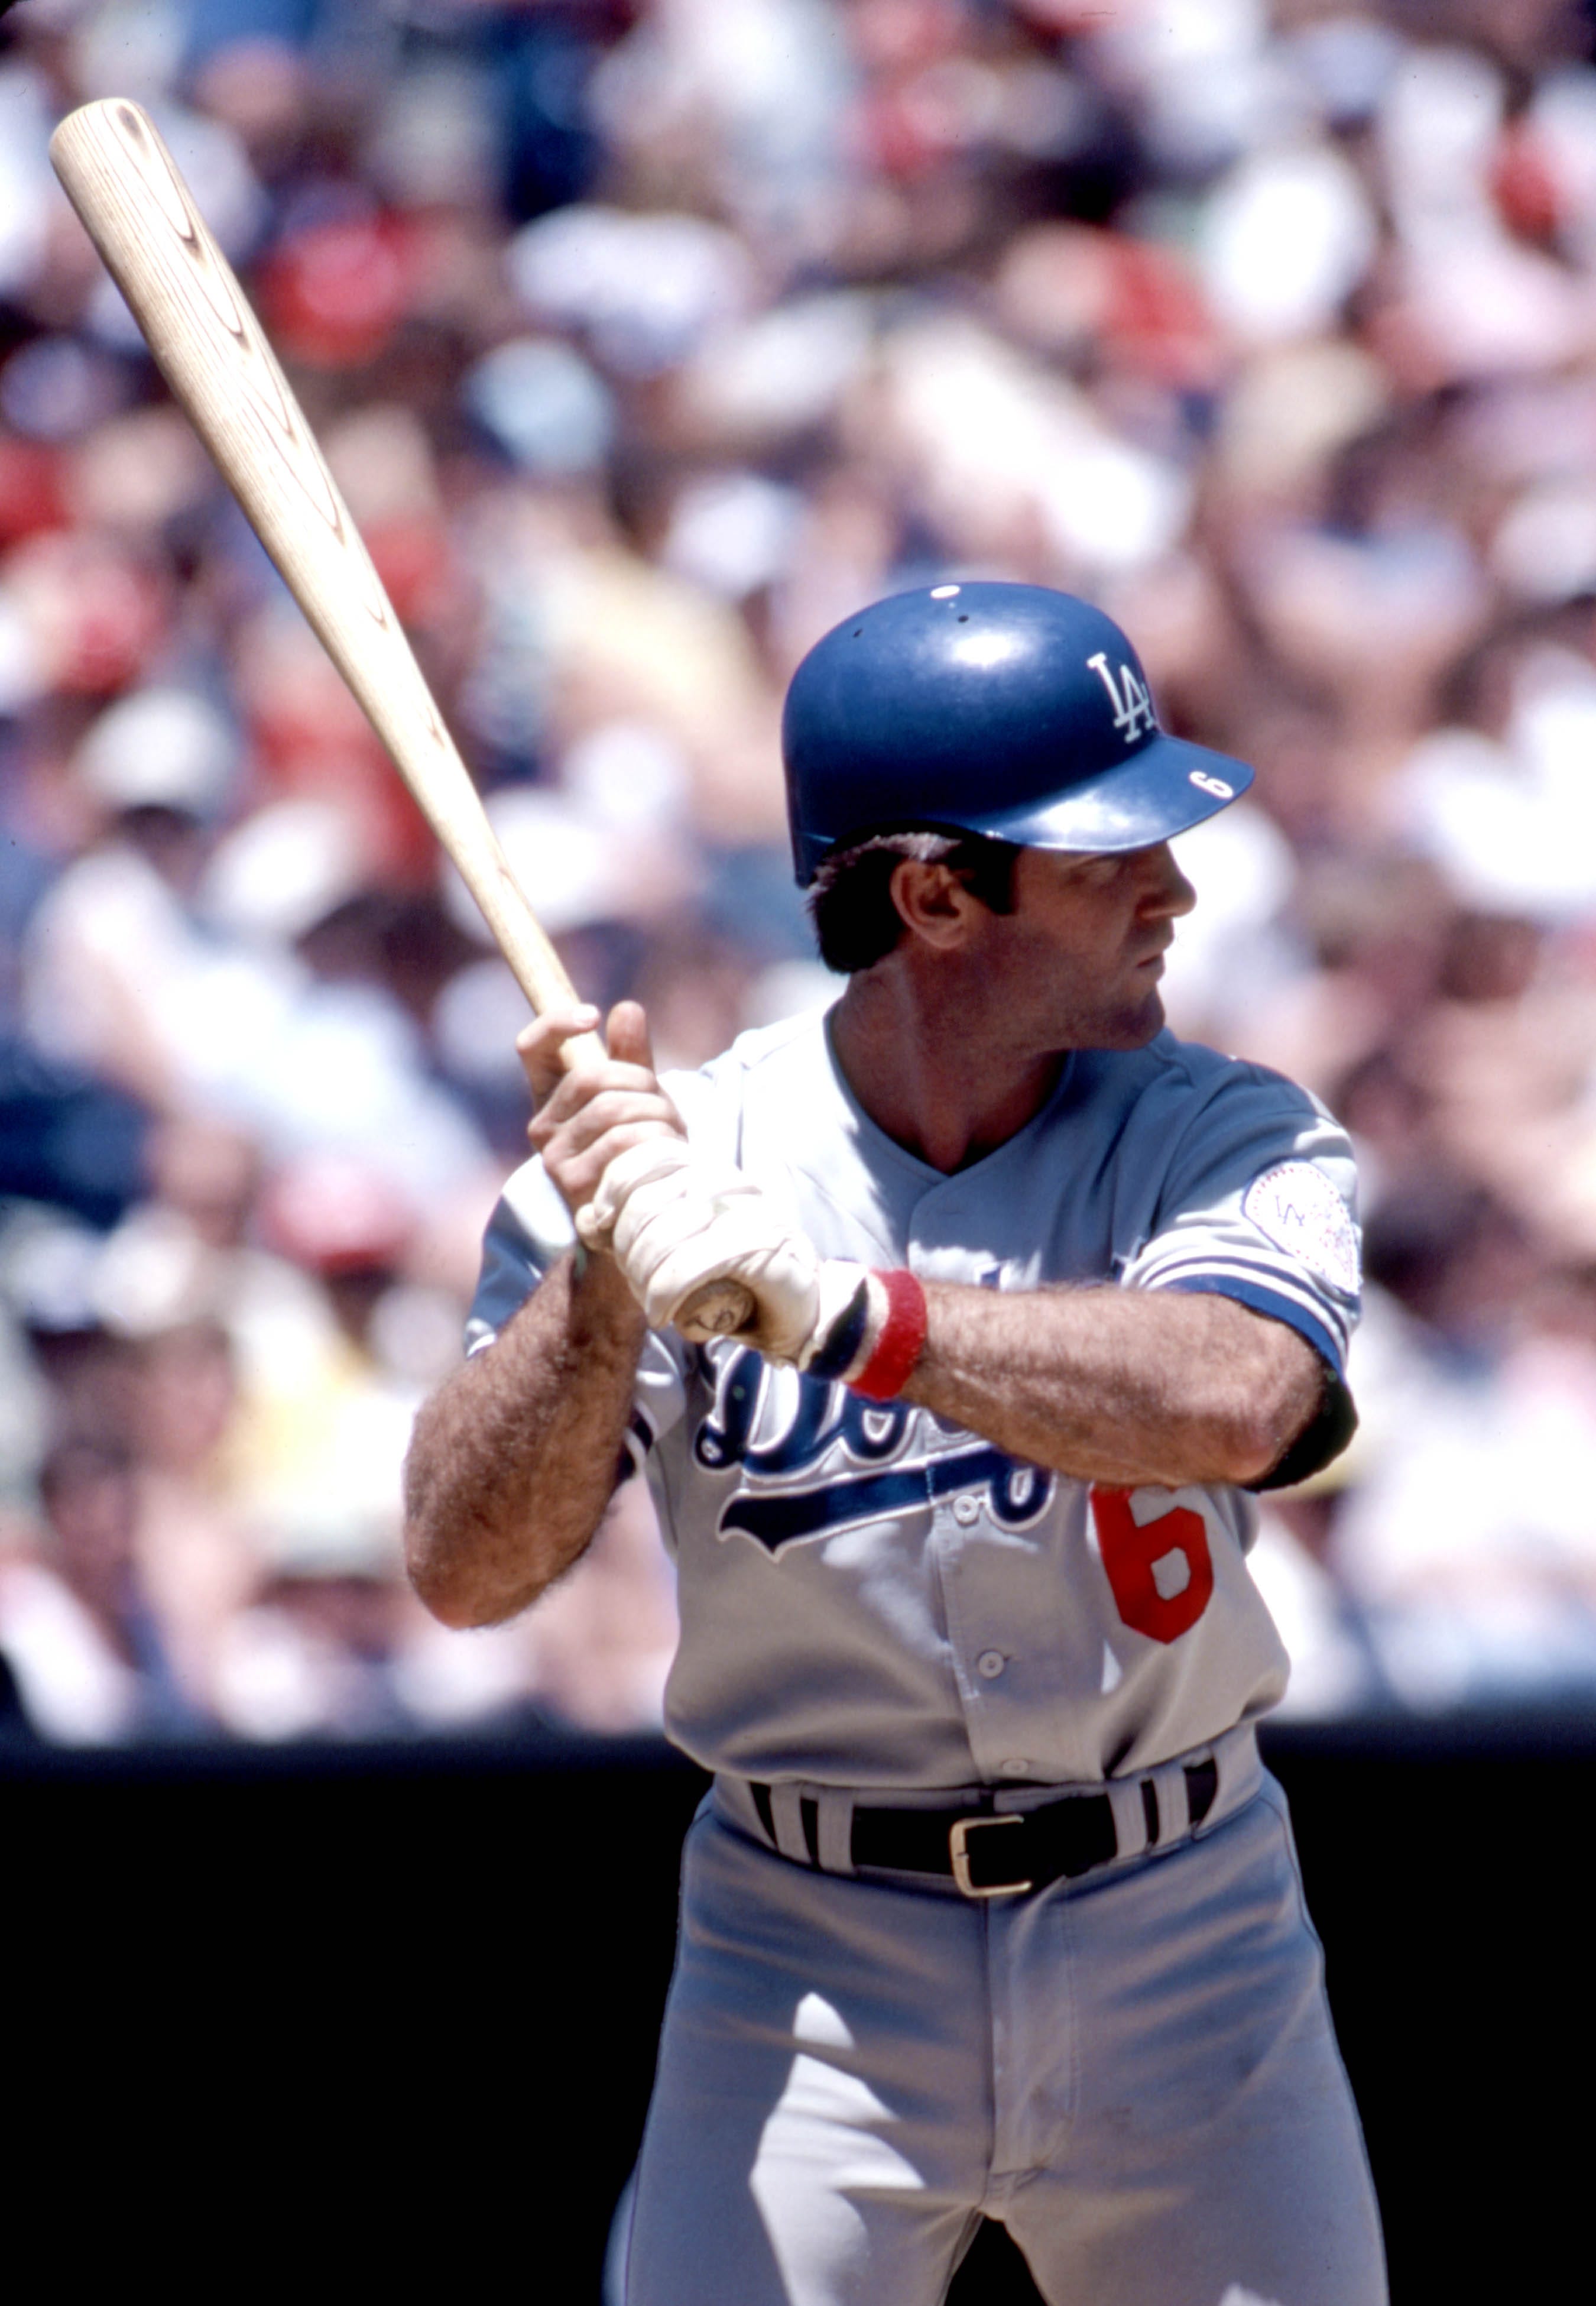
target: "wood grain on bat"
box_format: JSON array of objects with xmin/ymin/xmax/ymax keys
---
[
  {"xmin": 50, "ymin": 97, "xmax": 568, "ymax": 1024},
  {"xmin": 50, "ymin": 97, "xmax": 756, "ymax": 1342}
]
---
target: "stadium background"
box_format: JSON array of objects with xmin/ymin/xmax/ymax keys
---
[{"xmin": 2, "ymin": 0, "xmax": 1592, "ymax": 2294}]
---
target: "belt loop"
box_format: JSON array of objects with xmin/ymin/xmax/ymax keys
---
[
  {"xmin": 1183, "ymin": 1754, "xmax": 1219, "ymax": 1831},
  {"xmin": 1105, "ymin": 1776, "xmax": 1150, "ymax": 1861},
  {"xmin": 769, "ymin": 1784, "xmax": 814, "ymax": 1865},
  {"xmin": 1211, "ymin": 1719, "xmax": 1261, "ymax": 1819},
  {"xmin": 1159, "ymin": 1756, "xmax": 1192, "ymax": 1842},
  {"xmin": 815, "ymin": 1789, "xmax": 856, "ymax": 1876}
]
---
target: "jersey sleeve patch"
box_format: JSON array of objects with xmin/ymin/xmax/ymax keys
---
[{"xmin": 1241, "ymin": 1161, "xmax": 1360, "ymax": 1296}]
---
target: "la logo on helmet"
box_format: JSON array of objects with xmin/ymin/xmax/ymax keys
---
[{"xmin": 1086, "ymin": 652, "xmax": 1156, "ymax": 744}]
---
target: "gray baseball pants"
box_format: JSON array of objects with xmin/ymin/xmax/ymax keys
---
[{"xmin": 622, "ymin": 1737, "xmax": 1386, "ymax": 2306}]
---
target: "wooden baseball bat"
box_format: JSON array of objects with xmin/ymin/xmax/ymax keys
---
[{"xmin": 50, "ymin": 97, "xmax": 754, "ymax": 1336}]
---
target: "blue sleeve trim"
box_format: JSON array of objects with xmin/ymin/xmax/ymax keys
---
[
  {"xmin": 1137, "ymin": 1249, "xmax": 1350, "ymax": 1354},
  {"xmin": 1158, "ymin": 1274, "xmax": 1345, "ymax": 1375}
]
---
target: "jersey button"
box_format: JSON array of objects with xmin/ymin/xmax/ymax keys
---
[
  {"xmin": 1000, "ymin": 1758, "xmax": 1032, "ymax": 1778},
  {"xmin": 976, "ymin": 1650, "xmax": 1006, "ymax": 1680},
  {"xmin": 952, "ymin": 1495, "xmax": 981, "ymax": 1526}
]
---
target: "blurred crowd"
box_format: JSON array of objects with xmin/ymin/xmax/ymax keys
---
[{"xmin": 4, "ymin": 0, "xmax": 1596, "ymax": 1745}]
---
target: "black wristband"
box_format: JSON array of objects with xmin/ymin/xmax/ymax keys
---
[{"xmin": 1248, "ymin": 1369, "xmax": 1358, "ymax": 1493}]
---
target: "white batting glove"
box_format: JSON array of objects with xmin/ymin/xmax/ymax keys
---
[{"xmin": 576, "ymin": 1139, "xmax": 868, "ymax": 1366}]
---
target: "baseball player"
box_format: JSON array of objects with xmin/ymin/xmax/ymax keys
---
[{"xmin": 405, "ymin": 584, "xmax": 1386, "ymax": 2305}]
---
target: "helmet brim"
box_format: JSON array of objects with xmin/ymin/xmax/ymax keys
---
[
  {"xmin": 970, "ymin": 731, "xmax": 1254, "ymax": 855},
  {"xmin": 796, "ymin": 730, "xmax": 1254, "ymax": 883}
]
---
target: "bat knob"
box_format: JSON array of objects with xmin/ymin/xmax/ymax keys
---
[{"xmin": 680, "ymin": 1278, "xmax": 757, "ymax": 1336}]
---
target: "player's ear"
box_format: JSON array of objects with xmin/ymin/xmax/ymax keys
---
[{"xmin": 890, "ymin": 859, "xmax": 985, "ymax": 951}]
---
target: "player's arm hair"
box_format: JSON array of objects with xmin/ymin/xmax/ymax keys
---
[
  {"xmin": 902, "ymin": 1283, "xmax": 1331, "ymax": 1492},
  {"xmin": 403, "ymin": 1249, "xmax": 648, "ymax": 1628},
  {"xmin": 808, "ymin": 830, "xmax": 1019, "ymax": 973}
]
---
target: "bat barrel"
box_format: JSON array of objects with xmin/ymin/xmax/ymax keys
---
[
  {"xmin": 49, "ymin": 98, "xmax": 569, "ymax": 1023},
  {"xmin": 49, "ymin": 99, "xmax": 756, "ymax": 1340}
]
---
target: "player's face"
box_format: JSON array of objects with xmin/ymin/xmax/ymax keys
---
[{"xmin": 987, "ymin": 841, "xmax": 1196, "ymax": 1052}]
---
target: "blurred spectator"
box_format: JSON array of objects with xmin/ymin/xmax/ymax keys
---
[
  {"xmin": 0, "ymin": 1436, "xmax": 201, "ymax": 1741},
  {"xmin": 23, "ymin": 684, "xmax": 248, "ymax": 1112},
  {"xmin": 4, "ymin": 0, "xmax": 1596, "ymax": 1739}
]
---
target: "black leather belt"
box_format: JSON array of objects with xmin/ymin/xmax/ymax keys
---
[{"xmin": 750, "ymin": 1758, "xmax": 1219, "ymax": 1898}]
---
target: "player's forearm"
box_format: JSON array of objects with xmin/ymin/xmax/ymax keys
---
[
  {"xmin": 403, "ymin": 1250, "xmax": 647, "ymax": 1628},
  {"xmin": 901, "ymin": 1283, "xmax": 1322, "ymax": 1489}
]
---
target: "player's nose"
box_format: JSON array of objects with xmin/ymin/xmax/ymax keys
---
[{"xmin": 1140, "ymin": 843, "xmax": 1197, "ymax": 919}]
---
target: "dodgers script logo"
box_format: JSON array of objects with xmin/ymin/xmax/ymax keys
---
[{"xmin": 693, "ymin": 1346, "xmax": 1055, "ymax": 1555}]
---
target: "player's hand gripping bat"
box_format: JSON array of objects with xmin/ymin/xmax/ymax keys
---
[{"xmin": 50, "ymin": 97, "xmax": 753, "ymax": 1336}]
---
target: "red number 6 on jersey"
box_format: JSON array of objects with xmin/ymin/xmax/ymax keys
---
[{"xmin": 1089, "ymin": 1488, "xmax": 1215, "ymax": 1644}]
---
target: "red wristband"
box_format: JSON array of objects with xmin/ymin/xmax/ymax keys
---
[{"xmin": 849, "ymin": 1269, "xmax": 929, "ymax": 1401}]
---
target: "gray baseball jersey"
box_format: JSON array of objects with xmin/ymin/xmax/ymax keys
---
[{"xmin": 468, "ymin": 1008, "xmax": 1360, "ymax": 1792}]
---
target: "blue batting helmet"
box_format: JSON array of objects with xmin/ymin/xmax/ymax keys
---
[{"xmin": 782, "ymin": 581, "xmax": 1253, "ymax": 886}]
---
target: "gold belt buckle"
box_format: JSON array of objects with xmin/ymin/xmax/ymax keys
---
[{"xmin": 949, "ymin": 1812, "xmax": 1031, "ymax": 1898}]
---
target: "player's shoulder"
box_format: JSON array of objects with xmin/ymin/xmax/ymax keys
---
[
  {"xmin": 661, "ymin": 1006, "xmax": 835, "ymax": 1131},
  {"xmin": 674, "ymin": 1005, "xmax": 832, "ymax": 1084},
  {"xmin": 1098, "ymin": 1029, "xmax": 1332, "ymax": 1126},
  {"xmin": 1067, "ymin": 1033, "xmax": 1348, "ymax": 1191}
]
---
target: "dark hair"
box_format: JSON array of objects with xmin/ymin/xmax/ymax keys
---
[{"xmin": 807, "ymin": 829, "xmax": 1020, "ymax": 974}]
